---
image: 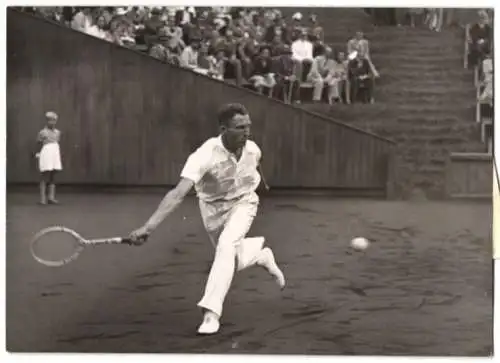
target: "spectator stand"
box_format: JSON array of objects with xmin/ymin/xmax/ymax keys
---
[
  {"xmin": 20, "ymin": 7, "xmax": 380, "ymax": 106},
  {"xmin": 464, "ymin": 13, "xmax": 494, "ymax": 154}
]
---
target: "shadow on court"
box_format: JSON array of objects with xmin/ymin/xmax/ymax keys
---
[{"xmin": 6, "ymin": 192, "xmax": 493, "ymax": 355}]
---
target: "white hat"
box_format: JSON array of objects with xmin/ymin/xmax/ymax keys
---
[
  {"xmin": 348, "ymin": 51, "xmax": 358, "ymax": 60},
  {"xmin": 45, "ymin": 111, "xmax": 58, "ymax": 119},
  {"xmin": 292, "ymin": 12, "xmax": 302, "ymax": 20},
  {"xmin": 116, "ymin": 7, "xmax": 127, "ymax": 16},
  {"xmin": 187, "ymin": 6, "xmax": 195, "ymax": 14},
  {"xmin": 214, "ymin": 18, "xmax": 226, "ymax": 29}
]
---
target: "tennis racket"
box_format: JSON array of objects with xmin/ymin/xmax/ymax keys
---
[{"xmin": 30, "ymin": 226, "xmax": 144, "ymax": 267}]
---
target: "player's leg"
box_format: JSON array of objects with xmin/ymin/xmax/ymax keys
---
[
  {"xmin": 39, "ymin": 172, "xmax": 49, "ymax": 205},
  {"xmin": 197, "ymin": 202, "xmax": 256, "ymax": 331},
  {"xmin": 47, "ymin": 171, "xmax": 59, "ymax": 204},
  {"xmin": 197, "ymin": 196, "xmax": 285, "ymax": 334}
]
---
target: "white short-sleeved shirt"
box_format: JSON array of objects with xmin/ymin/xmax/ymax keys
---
[
  {"xmin": 37, "ymin": 127, "xmax": 61, "ymax": 145},
  {"xmin": 181, "ymin": 136, "xmax": 262, "ymax": 203}
]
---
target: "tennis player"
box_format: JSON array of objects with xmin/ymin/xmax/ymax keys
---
[
  {"xmin": 36, "ymin": 111, "xmax": 62, "ymax": 205},
  {"xmin": 129, "ymin": 103, "xmax": 285, "ymax": 335}
]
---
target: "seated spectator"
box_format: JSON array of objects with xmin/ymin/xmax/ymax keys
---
[
  {"xmin": 108, "ymin": 7, "xmax": 134, "ymax": 31},
  {"xmin": 308, "ymin": 14, "xmax": 324, "ymax": 43},
  {"xmin": 109, "ymin": 20, "xmax": 136, "ymax": 47},
  {"xmin": 273, "ymin": 45, "xmax": 300, "ymax": 104},
  {"xmin": 178, "ymin": 6, "xmax": 196, "ymax": 26},
  {"xmin": 348, "ymin": 51, "xmax": 374, "ymax": 104},
  {"xmin": 197, "ymin": 43, "xmax": 218, "ymax": 78},
  {"xmin": 86, "ymin": 15, "xmax": 113, "ymax": 41},
  {"xmin": 208, "ymin": 50, "xmax": 226, "ymax": 80},
  {"xmin": 149, "ymin": 26, "xmax": 180, "ymax": 65},
  {"xmin": 218, "ymin": 28, "xmax": 244, "ymax": 86},
  {"xmin": 347, "ymin": 31, "xmax": 380, "ymax": 78},
  {"xmin": 37, "ymin": 6, "xmax": 63, "ymax": 22},
  {"xmin": 62, "ymin": 6, "xmax": 75, "ymax": 26},
  {"xmin": 307, "ymin": 14, "xmax": 325, "ymax": 57},
  {"xmin": 328, "ymin": 51, "xmax": 349, "ymax": 104},
  {"xmin": 425, "ymin": 8, "xmax": 443, "ymax": 32},
  {"xmin": 71, "ymin": 7, "xmax": 92, "ymax": 32},
  {"xmin": 468, "ymin": 10, "xmax": 492, "ymax": 69},
  {"xmin": 99, "ymin": 7, "xmax": 114, "ymax": 26},
  {"xmin": 127, "ymin": 6, "xmax": 149, "ymax": 25},
  {"xmin": 249, "ymin": 46, "xmax": 276, "ymax": 96},
  {"xmin": 179, "ymin": 38, "xmax": 204, "ymax": 72},
  {"xmin": 264, "ymin": 16, "xmax": 291, "ymax": 45},
  {"xmin": 408, "ymin": 8, "xmax": 426, "ymax": 28},
  {"xmin": 182, "ymin": 15, "xmax": 203, "ymax": 46},
  {"xmin": 237, "ymin": 33, "xmax": 258, "ymax": 79},
  {"xmin": 269, "ymin": 33, "xmax": 285, "ymax": 57},
  {"xmin": 307, "ymin": 46, "xmax": 337, "ymax": 103},
  {"xmin": 478, "ymin": 51, "xmax": 493, "ymax": 106},
  {"xmin": 291, "ymin": 29, "xmax": 314, "ymax": 82},
  {"xmin": 164, "ymin": 21, "xmax": 185, "ymax": 53},
  {"xmin": 143, "ymin": 7, "xmax": 166, "ymax": 43},
  {"xmin": 251, "ymin": 13, "xmax": 267, "ymax": 42},
  {"xmin": 291, "ymin": 12, "xmax": 306, "ymax": 40}
]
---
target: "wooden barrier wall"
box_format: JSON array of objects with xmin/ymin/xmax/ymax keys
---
[
  {"xmin": 446, "ymin": 153, "xmax": 493, "ymax": 198},
  {"xmin": 7, "ymin": 9, "xmax": 395, "ymax": 193}
]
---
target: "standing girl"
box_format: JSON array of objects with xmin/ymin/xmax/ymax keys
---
[{"xmin": 36, "ymin": 111, "xmax": 62, "ymax": 205}]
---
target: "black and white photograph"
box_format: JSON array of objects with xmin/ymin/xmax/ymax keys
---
[{"xmin": 4, "ymin": 2, "xmax": 496, "ymax": 358}]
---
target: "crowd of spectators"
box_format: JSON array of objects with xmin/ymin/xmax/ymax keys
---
[
  {"xmin": 465, "ymin": 10, "xmax": 494, "ymax": 110},
  {"xmin": 462, "ymin": 10, "xmax": 494, "ymax": 151},
  {"xmin": 18, "ymin": 6, "xmax": 381, "ymax": 105}
]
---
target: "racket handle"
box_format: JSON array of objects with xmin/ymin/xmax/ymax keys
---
[{"xmin": 121, "ymin": 236, "xmax": 147, "ymax": 245}]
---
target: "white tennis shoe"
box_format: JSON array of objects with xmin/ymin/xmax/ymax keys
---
[
  {"xmin": 257, "ymin": 247, "xmax": 286, "ymax": 289},
  {"xmin": 197, "ymin": 311, "xmax": 220, "ymax": 335}
]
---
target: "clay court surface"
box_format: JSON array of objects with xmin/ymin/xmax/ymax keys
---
[{"xmin": 6, "ymin": 191, "xmax": 493, "ymax": 355}]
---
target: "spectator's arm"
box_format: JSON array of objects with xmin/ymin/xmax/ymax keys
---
[
  {"xmin": 347, "ymin": 39, "xmax": 354, "ymax": 55},
  {"xmin": 237, "ymin": 42, "xmax": 247, "ymax": 60},
  {"xmin": 363, "ymin": 40, "xmax": 371, "ymax": 58},
  {"xmin": 308, "ymin": 57, "xmax": 320, "ymax": 79},
  {"xmin": 291, "ymin": 41, "xmax": 302, "ymax": 61},
  {"xmin": 318, "ymin": 27, "xmax": 324, "ymax": 42},
  {"xmin": 306, "ymin": 42, "xmax": 314, "ymax": 60},
  {"xmin": 179, "ymin": 48, "xmax": 191, "ymax": 67}
]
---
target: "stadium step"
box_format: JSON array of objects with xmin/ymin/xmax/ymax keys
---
[
  {"xmin": 293, "ymin": 9, "xmax": 482, "ymax": 198},
  {"xmin": 304, "ymin": 8, "xmax": 481, "ymax": 198}
]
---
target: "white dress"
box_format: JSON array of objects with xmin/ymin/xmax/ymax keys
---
[{"xmin": 37, "ymin": 127, "xmax": 62, "ymax": 172}]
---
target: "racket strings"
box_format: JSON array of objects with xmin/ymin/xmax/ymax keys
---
[{"xmin": 31, "ymin": 231, "xmax": 84, "ymax": 266}]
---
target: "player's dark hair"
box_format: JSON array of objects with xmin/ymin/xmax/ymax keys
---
[{"xmin": 218, "ymin": 103, "xmax": 248, "ymax": 126}]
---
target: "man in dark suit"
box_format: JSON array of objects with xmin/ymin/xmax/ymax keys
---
[
  {"xmin": 272, "ymin": 45, "xmax": 300, "ymax": 104},
  {"xmin": 348, "ymin": 52, "xmax": 374, "ymax": 104}
]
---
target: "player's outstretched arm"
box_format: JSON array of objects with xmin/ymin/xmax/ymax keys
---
[{"xmin": 129, "ymin": 178, "xmax": 194, "ymax": 242}]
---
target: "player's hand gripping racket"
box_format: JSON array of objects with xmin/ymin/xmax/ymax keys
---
[{"xmin": 30, "ymin": 226, "xmax": 146, "ymax": 267}]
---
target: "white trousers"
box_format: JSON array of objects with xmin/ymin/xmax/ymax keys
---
[{"xmin": 197, "ymin": 192, "xmax": 265, "ymax": 317}]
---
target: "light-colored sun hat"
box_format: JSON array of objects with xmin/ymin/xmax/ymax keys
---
[{"xmin": 45, "ymin": 111, "xmax": 58, "ymax": 119}]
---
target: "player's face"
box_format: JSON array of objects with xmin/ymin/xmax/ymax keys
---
[
  {"xmin": 222, "ymin": 114, "xmax": 252, "ymax": 150},
  {"xmin": 47, "ymin": 118, "xmax": 57, "ymax": 129}
]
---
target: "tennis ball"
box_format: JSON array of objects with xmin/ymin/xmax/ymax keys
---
[{"xmin": 350, "ymin": 237, "xmax": 370, "ymax": 251}]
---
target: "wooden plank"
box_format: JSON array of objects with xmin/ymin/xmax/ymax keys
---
[{"xmin": 446, "ymin": 152, "xmax": 493, "ymax": 198}]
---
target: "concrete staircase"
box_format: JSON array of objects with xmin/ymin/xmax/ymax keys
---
[{"xmin": 293, "ymin": 8, "xmax": 484, "ymax": 198}]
